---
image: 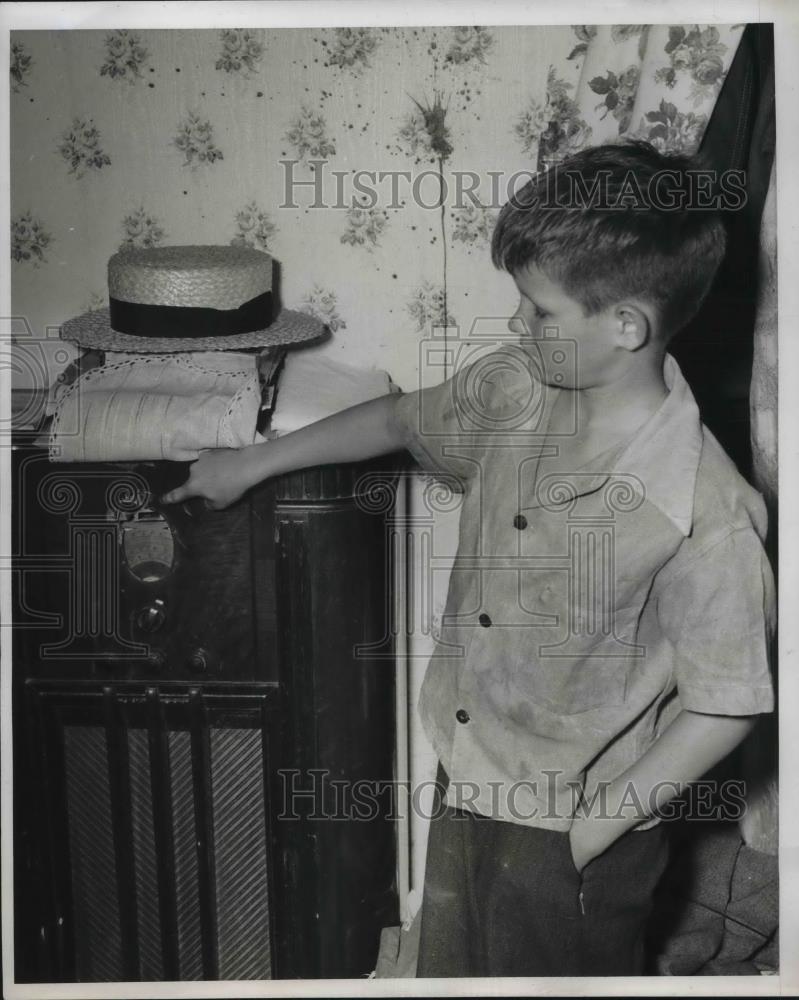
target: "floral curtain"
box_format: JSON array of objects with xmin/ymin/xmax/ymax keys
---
[{"xmin": 525, "ymin": 24, "xmax": 737, "ymax": 167}]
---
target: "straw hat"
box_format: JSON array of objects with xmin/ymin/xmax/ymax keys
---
[{"xmin": 60, "ymin": 244, "xmax": 326, "ymax": 352}]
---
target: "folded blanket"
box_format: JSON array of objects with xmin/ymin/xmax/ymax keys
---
[
  {"xmin": 49, "ymin": 351, "xmax": 260, "ymax": 462},
  {"xmin": 268, "ymin": 352, "xmax": 392, "ymax": 436}
]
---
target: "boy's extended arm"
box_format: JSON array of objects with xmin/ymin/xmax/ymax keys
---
[
  {"xmin": 569, "ymin": 708, "xmax": 757, "ymax": 872},
  {"xmin": 162, "ymin": 391, "xmax": 406, "ymax": 508}
]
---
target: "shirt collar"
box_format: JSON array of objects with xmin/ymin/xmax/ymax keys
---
[
  {"xmin": 495, "ymin": 350, "xmax": 703, "ymax": 537},
  {"xmin": 599, "ymin": 353, "xmax": 703, "ymax": 536}
]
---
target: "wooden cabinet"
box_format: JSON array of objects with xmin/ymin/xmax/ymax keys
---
[{"xmin": 11, "ymin": 446, "xmax": 400, "ymax": 982}]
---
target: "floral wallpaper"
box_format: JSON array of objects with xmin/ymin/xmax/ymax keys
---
[
  {"xmin": 120, "ymin": 207, "xmax": 167, "ymax": 250},
  {"xmin": 10, "ymin": 24, "xmax": 744, "ymax": 389},
  {"xmin": 216, "ymin": 29, "xmax": 264, "ymax": 76},
  {"xmin": 56, "ymin": 117, "xmax": 112, "ymax": 177},
  {"xmin": 173, "ymin": 110, "xmax": 225, "ymax": 166},
  {"xmin": 10, "ymin": 39, "xmax": 33, "ymax": 92},
  {"xmin": 11, "ymin": 211, "xmax": 51, "ymax": 264},
  {"xmin": 99, "ymin": 29, "xmax": 151, "ymax": 81}
]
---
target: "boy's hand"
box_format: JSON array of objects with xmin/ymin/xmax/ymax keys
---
[
  {"xmin": 567, "ymin": 710, "xmax": 759, "ymax": 875},
  {"xmin": 158, "ymin": 393, "xmax": 405, "ymax": 511},
  {"xmin": 161, "ymin": 447, "xmax": 256, "ymax": 510},
  {"xmin": 569, "ymin": 810, "xmax": 630, "ymax": 874},
  {"xmin": 568, "ymin": 814, "xmax": 608, "ymax": 874}
]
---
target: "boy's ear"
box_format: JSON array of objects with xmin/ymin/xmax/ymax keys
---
[{"xmin": 613, "ymin": 302, "xmax": 652, "ymax": 351}]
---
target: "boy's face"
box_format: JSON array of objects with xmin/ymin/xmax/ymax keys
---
[{"xmin": 508, "ymin": 263, "xmax": 627, "ymax": 390}]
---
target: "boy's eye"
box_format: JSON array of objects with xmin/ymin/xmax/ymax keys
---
[{"xmin": 534, "ymin": 306, "xmax": 548, "ymax": 319}]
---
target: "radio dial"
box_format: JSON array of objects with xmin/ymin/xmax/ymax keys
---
[{"xmin": 135, "ymin": 599, "xmax": 166, "ymax": 633}]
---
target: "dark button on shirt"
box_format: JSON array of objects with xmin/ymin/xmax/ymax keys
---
[
  {"xmin": 479, "ymin": 613, "xmax": 492, "ymax": 628},
  {"xmin": 513, "ymin": 513, "xmax": 528, "ymax": 530},
  {"xmin": 456, "ymin": 708, "xmax": 470, "ymax": 724}
]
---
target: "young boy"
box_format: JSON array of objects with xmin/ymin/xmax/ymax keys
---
[{"xmin": 162, "ymin": 140, "xmax": 776, "ymax": 977}]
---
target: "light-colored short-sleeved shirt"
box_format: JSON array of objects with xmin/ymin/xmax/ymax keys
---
[{"xmin": 392, "ymin": 346, "xmax": 775, "ymax": 830}]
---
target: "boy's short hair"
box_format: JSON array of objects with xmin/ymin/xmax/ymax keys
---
[{"xmin": 491, "ymin": 140, "xmax": 730, "ymax": 339}]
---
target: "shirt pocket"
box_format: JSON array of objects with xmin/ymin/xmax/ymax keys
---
[
  {"xmin": 522, "ymin": 585, "xmax": 642, "ymax": 715},
  {"xmin": 524, "ymin": 647, "xmax": 633, "ymax": 715},
  {"xmin": 519, "ymin": 570, "xmax": 645, "ymax": 715}
]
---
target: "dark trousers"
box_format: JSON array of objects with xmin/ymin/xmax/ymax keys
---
[{"xmin": 417, "ymin": 765, "xmax": 670, "ymax": 977}]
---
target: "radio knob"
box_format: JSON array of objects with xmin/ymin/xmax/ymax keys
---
[
  {"xmin": 145, "ymin": 648, "xmax": 167, "ymax": 670},
  {"xmin": 188, "ymin": 647, "xmax": 215, "ymax": 673},
  {"xmin": 135, "ymin": 599, "xmax": 166, "ymax": 633}
]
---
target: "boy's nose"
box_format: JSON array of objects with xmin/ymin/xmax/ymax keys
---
[{"xmin": 508, "ymin": 314, "xmax": 530, "ymax": 337}]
